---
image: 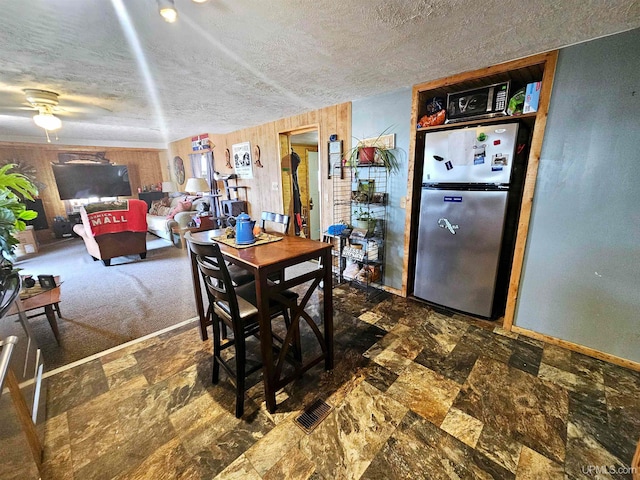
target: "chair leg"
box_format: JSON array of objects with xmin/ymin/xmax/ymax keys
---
[
  {"xmin": 210, "ymin": 312, "xmax": 222, "ymax": 384},
  {"xmin": 44, "ymin": 305, "xmax": 60, "ymax": 344},
  {"xmin": 235, "ymin": 334, "xmax": 246, "ymax": 418}
]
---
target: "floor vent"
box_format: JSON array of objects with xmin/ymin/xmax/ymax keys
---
[{"xmin": 294, "ymin": 399, "xmax": 332, "ymax": 434}]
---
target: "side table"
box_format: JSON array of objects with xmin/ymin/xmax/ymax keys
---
[{"xmin": 7, "ymin": 276, "xmax": 62, "ymax": 343}]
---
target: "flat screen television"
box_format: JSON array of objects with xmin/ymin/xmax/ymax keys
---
[{"xmin": 52, "ymin": 163, "xmax": 132, "ymax": 200}]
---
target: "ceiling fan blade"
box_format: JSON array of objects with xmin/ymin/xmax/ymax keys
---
[{"xmin": 0, "ymin": 105, "xmax": 35, "ymax": 112}]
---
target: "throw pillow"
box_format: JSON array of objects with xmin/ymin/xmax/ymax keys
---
[
  {"xmin": 149, "ymin": 200, "xmax": 163, "ymax": 215},
  {"xmin": 167, "ymin": 200, "xmax": 192, "ymax": 219}
]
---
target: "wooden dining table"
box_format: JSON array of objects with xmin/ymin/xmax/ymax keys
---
[{"xmin": 185, "ymin": 230, "xmax": 334, "ymax": 413}]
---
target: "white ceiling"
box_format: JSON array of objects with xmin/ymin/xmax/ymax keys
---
[{"xmin": 0, "ymin": 0, "xmax": 638, "ymax": 148}]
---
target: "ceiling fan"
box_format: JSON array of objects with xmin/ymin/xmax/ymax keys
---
[{"xmin": 0, "ymin": 85, "xmax": 114, "ymax": 142}]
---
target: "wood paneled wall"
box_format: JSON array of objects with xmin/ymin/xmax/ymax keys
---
[
  {"xmin": 0, "ymin": 102, "xmax": 350, "ymax": 241},
  {"xmin": 167, "ymin": 134, "xmax": 226, "ymax": 189},
  {"xmin": 168, "ymin": 103, "xmax": 351, "ymax": 232},
  {"xmin": 0, "ymin": 143, "xmax": 164, "ymax": 238}
]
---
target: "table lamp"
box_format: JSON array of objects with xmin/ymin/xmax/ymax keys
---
[{"xmin": 184, "ymin": 177, "xmax": 209, "ymax": 195}]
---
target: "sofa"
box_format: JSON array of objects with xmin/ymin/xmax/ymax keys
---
[
  {"xmin": 146, "ymin": 195, "xmax": 212, "ymax": 242},
  {"xmin": 73, "ymin": 199, "xmax": 148, "ymax": 266}
]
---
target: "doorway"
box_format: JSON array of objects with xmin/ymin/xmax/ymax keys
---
[{"xmin": 279, "ymin": 128, "xmax": 320, "ymax": 239}]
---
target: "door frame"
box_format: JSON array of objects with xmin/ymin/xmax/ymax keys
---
[{"xmin": 278, "ymin": 125, "xmax": 321, "ymax": 236}]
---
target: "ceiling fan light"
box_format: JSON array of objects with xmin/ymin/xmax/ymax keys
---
[
  {"xmin": 158, "ymin": 0, "xmax": 178, "ymax": 23},
  {"xmin": 33, "ymin": 112, "xmax": 62, "ymax": 131},
  {"xmin": 192, "ymin": 0, "xmax": 209, "ymax": 3}
]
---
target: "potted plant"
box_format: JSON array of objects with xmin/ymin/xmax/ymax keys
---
[
  {"xmin": 346, "ymin": 127, "xmax": 400, "ymax": 175},
  {"xmin": 0, "ymin": 164, "xmax": 38, "ymax": 274},
  {"xmin": 352, "ymin": 207, "xmax": 377, "ymax": 234}
]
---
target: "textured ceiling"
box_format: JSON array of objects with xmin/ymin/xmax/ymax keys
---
[{"xmin": 0, "ymin": 0, "xmax": 638, "ymax": 148}]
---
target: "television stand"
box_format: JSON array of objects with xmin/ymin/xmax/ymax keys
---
[{"xmin": 53, "ymin": 215, "xmax": 81, "ymax": 238}]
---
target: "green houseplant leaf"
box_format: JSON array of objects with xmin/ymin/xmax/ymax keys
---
[{"xmin": 0, "ymin": 164, "xmax": 39, "ymax": 267}]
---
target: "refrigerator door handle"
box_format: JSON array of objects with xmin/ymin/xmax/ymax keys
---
[{"xmin": 438, "ymin": 218, "xmax": 459, "ymax": 234}]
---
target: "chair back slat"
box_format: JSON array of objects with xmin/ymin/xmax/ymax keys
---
[{"xmin": 261, "ymin": 211, "xmax": 290, "ymax": 234}]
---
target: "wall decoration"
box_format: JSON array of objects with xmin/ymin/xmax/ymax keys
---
[
  {"xmin": 173, "ymin": 156, "xmax": 185, "ymax": 185},
  {"xmin": 328, "ymin": 139, "xmax": 342, "ymax": 179},
  {"xmin": 253, "ymin": 145, "xmax": 263, "ymax": 168},
  {"xmin": 191, "ymin": 133, "xmax": 210, "ymax": 151},
  {"xmin": 232, "ymin": 142, "xmax": 253, "ymax": 179},
  {"xmin": 225, "ymin": 148, "xmax": 232, "ymax": 169},
  {"xmin": 58, "ymin": 152, "xmax": 110, "ymax": 164},
  {"xmin": 360, "ymin": 133, "xmax": 395, "ymax": 150}
]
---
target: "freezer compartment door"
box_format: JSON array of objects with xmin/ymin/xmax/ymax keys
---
[
  {"xmin": 414, "ymin": 188, "xmax": 508, "ymax": 317},
  {"xmin": 423, "ymin": 123, "xmax": 518, "ymax": 184}
]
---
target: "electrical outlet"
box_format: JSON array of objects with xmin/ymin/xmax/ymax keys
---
[
  {"xmin": 400, "ymin": 196, "xmax": 407, "ymax": 208},
  {"xmin": 271, "ymin": 182, "xmax": 279, "ymax": 191}
]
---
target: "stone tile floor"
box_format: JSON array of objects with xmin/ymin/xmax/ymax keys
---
[{"xmin": 40, "ymin": 285, "xmax": 640, "ymax": 479}]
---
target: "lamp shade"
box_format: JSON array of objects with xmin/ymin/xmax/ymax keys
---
[
  {"xmin": 184, "ymin": 177, "xmax": 209, "ymax": 194},
  {"xmin": 162, "ymin": 181, "xmax": 177, "ymax": 192},
  {"xmin": 33, "ymin": 112, "xmax": 61, "ymax": 131}
]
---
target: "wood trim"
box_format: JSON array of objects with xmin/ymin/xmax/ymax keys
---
[
  {"xmin": 632, "ymin": 439, "xmax": 640, "ymax": 480},
  {"xmin": 503, "ymin": 50, "xmax": 558, "ymax": 329},
  {"xmin": 380, "ymin": 285, "xmax": 402, "ymax": 296},
  {"xmin": 401, "ymin": 77, "xmax": 419, "ymax": 296},
  {"xmin": 402, "ymin": 51, "xmax": 559, "ymax": 306},
  {"xmin": 412, "ymin": 51, "xmax": 552, "ymax": 93},
  {"xmin": 512, "ymin": 325, "xmax": 640, "ymax": 372},
  {"xmin": 278, "ymin": 125, "xmax": 319, "ymax": 136},
  {"xmin": 6, "ymin": 369, "xmax": 43, "ymax": 474},
  {"xmin": 0, "ymin": 141, "xmax": 164, "ymax": 152}
]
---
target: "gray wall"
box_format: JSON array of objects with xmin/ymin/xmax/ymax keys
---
[
  {"xmin": 352, "ymin": 88, "xmax": 412, "ymax": 291},
  {"xmin": 515, "ymin": 29, "xmax": 640, "ymax": 362}
]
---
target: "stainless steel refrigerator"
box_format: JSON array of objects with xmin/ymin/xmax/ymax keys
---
[{"xmin": 414, "ymin": 122, "xmax": 526, "ymax": 318}]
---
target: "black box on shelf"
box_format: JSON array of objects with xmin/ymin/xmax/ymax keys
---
[
  {"xmin": 446, "ymin": 81, "xmax": 510, "ymax": 123},
  {"xmin": 37, "ymin": 274, "xmax": 56, "ymax": 289}
]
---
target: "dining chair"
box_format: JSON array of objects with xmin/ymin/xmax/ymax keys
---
[
  {"xmin": 260, "ymin": 211, "xmax": 291, "ymax": 283},
  {"xmin": 188, "ymin": 240, "xmax": 301, "ymax": 417}
]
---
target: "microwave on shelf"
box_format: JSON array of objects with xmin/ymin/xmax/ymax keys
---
[{"xmin": 445, "ymin": 81, "xmax": 510, "ymax": 124}]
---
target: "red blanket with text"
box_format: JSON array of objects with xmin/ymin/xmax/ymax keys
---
[{"xmin": 85, "ymin": 199, "xmax": 148, "ymax": 236}]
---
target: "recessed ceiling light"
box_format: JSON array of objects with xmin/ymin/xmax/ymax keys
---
[{"xmin": 158, "ymin": 0, "xmax": 178, "ymax": 23}]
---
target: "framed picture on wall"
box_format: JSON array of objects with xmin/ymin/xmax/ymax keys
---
[
  {"xmin": 328, "ymin": 140, "xmax": 342, "ymax": 179},
  {"xmin": 173, "ymin": 156, "xmax": 185, "ymax": 185},
  {"xmin": 232, "ymin": 142, "xmax": 253, "ymax": 179}
]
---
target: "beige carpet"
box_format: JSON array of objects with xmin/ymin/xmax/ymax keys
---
[{"xmin": 12, "ymin": 234, "xmax": 198, "ymax": 370}]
